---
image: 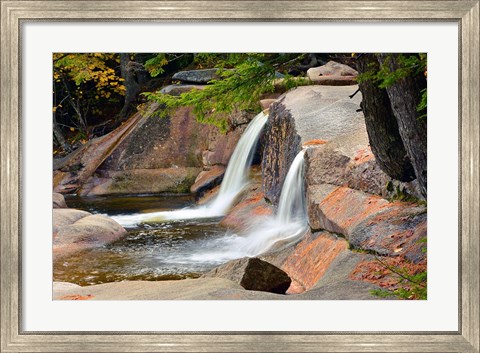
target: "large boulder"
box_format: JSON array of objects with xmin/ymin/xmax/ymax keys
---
[
  {"xmin": 79, "ymin": 106, "xmax": 249, "ymax": 196},
  {"xmin": 304, "ymin": 127, "xmax": 422, "ymax": 199},
  {"xmin": 307, "ymin": 61, "xmax": 358, "ymax": 86},
  {"xmin": 204, "ymin": 257, "xmax": 291, "ymax": 294},
  {"xmin": 53, "ymin": 209, "xmax": 126, "ymax": 260},
  {"xmin": 262, "ymin": 85, "xmax": 363, "ymax": 204},
  {"xmin": 53, "ymin": 103, "xmax": 159, "ymax": 194},
  {"xmin": 172, "ymin": 68, "xmax": 219, "ymax": 84},
  {"xmin": 53, "ymin": 208, "xmax": 90, "ymax": 235}
]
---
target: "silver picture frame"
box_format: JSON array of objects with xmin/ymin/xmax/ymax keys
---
[{"xmin": 1, "ymin": 1, "xmax": 478, "ymax": 352}]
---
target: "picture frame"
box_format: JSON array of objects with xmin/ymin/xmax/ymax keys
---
[{"xmin": 1, "ymin": 1, "xmax": 478, "ymax": 352}]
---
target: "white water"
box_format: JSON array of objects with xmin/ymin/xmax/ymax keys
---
[
  {"xmin": 186, "ymin": 149, "xmax": 309, "ymax": 262},
  {"xmin": 113, "ymin": 111, "xmax": 268, "ymax": 227}
]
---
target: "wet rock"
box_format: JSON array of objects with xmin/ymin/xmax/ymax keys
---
[
  {"xmin": 219, "ymin": 190, "xmax": 273, "ymax": 231},
  {"xmin": 307, "ymin": 61, "xmax": 358, "ymax": 86},
  {"xmin": 190, "ymin": 165, "xmax": 225, "ymax": 195},
  {"xmin": 204, "ymin": 257, "xmax": 292, "ymax": 294},
  {"xmin": 219, "ymin": 176, "xmax": 273, "ymax": 231},
  {"xmin": 172, "ymin": 68, "xmax": 219, "ymax": 84},
  {"xmin": 53, "ymin": 209, "xmax": 126, "ymax": 260},
  {"xmin": 160, "ymin": 84, "xmax": 205, "ymax": 96},
  {"xmin": 53, "ymin": 192, "xmax": 68, "ymax": 208},
  {"xmin": 262, "ymin": 85, "xmax": 363, "ymax": 204}
]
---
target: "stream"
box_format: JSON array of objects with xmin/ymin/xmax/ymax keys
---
[{"xmin": 54, "ymin": 195, "xmax": 227, "ymax": 286}]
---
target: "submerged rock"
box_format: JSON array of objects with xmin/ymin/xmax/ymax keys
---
[{"xmin": 204, "ymin": 257, "xmax": 292, "ymax": 294}]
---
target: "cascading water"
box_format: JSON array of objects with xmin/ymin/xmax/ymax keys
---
[
  {"xmin": 113, "ymin": 111, "xmax": 268, "ymax": 226},
  {"xmin": 187, "ymin": 149, "xmax": 309, "ymax": 263}
]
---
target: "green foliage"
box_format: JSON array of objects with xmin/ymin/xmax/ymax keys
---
[
  {"xmin": 145, "ymin": 53, "xmax": 311, "ymax": 131},
  {"xmin": 144, "ymin": 54, "xmax": 169, "ymax": 77},
  {"xmin": 417, "ymin": 88, "xmax": 427, "ymax": 121},
  {"xmin": 53, "ymin": 53, "xmax": 127, "ymax": 150}
]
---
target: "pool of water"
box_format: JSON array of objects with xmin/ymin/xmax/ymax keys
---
[{"xmin": 54, "ymin": 195, "xmax": 228, "ymax": 286}]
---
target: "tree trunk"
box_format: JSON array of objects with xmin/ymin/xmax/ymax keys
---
[
  {"xmin": 119, "ymin": 53, "xmax": 140, "ymax": 120},
  {"xmin": 53, "ymin": 116, "xmax": 71, "ymax": 152},
  {"xmin": 377, "ymin": 54, "xmax": 428, "ymax": 198},
  {"xmin": 356, "ymin": 54, "xmax": 415, "ymax": 182}
]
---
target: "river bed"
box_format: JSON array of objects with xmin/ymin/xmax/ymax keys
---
[{"xmin": 54, "ymin": 195, "xmax": 228, "ymax": 286}]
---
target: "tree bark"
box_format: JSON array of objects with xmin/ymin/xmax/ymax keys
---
[
  {"xmin": 53, "ymin": 116, "xmax": 71, "ymax": 152},
  {"xmin": 377, "ymin": 54, "xmax": 428, "ymax": 198},
  {"xmin": 119, "ymin": 53, "xmax": 141, "ymax": 120},
  {"xmin": 356, "ymin": 54, "xmax": 415, "ymax": 182}
]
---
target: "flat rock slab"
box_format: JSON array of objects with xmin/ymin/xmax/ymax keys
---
[
  {"xmin": 85, "ymin": 167, "xmax": 201, "ymax": 196},
  {"xmin": 172, "ymin": 68, "xmax": 219, "ymax": 84},
  {"xmin": 204, "ymin": 257, "xmax": 292, "ymax": 294},
  {"xmin": 280, "ymin": 231, "xmax": 348, "ymax": 294},
  {"xmin": 53, "ymin": 278, "xmax": 281, "ymax": 300},
  {"xmin": 297, "ymin": 251, "xmax": 382, "ymax": 300},
  {"xmin": 282, "ymin": 85, "xmax": 363, "ymax": 143}
]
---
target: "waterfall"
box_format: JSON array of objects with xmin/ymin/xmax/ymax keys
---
[
  {"xmin": 188, "ymin": 149, "xmax": 309, "ymax": 263},
  {"xmin": 276, "ymin": 150, "xmax": 307, "ymax": 225},
  {"xmin": 113, "ymin": 111, "xmax": 268, "ymax": 226}
]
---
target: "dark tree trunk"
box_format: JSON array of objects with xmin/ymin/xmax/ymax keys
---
[
  {"xmin": 377, "ymin": 54, "xmax": 428, "ymax": 198},
  {"xmin": 356, "ymin": 54, "xmax": 415, "ymax": 182},
  {"xmin": 119, "ymin": 53, "xmax": 141, "ymax": 120},
  {"xmin": 53, "ymin": 116, "xmax": 71, "ymax": 152}
]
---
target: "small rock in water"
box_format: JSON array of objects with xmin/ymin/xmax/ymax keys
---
[{"xmin": 204, "ymin": 257, "xmax": 291, "ymax": 294}]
